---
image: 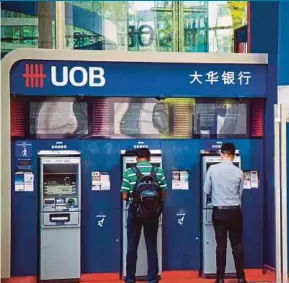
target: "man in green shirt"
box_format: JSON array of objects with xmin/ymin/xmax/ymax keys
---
[{"xmin": 121, "ymin": 148, "xmax": 167, "ymax": 283}]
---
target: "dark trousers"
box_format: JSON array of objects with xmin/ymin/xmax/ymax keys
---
[
  {"xmin": 212, "ymin": 206, "xmax": 245, "ymax": 280},
  {"xmin": 126, "ymin": 211, "xmax": 159, "ymax": 283}
]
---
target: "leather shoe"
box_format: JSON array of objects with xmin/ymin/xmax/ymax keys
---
[
  {"xmin": 238, "ymin": 278, "xmax": 247, "ymax": 283},
  {"xmin": 214, "ymin": 280, "xmax": 224, "ymax": 283}
]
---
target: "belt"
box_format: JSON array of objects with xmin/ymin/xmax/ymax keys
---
[{"xmin": 213, "ymin": 205, "xmax": 240, "ymax": 210}]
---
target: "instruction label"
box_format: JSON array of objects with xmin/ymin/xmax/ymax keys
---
[
  {"xmin": 172, "ymin": 170, "xmax": 189, "ymax": 190},
  {"xmin": 243, "ymin": 170, "xmax": 259, "ymax": 189},
  {"xmin": 14, "ymin": 171, "xmax": 34, "ymax": 192},
  {"xmin": 92, "ymin": 172, "xmax": 111, "ymax": 191}
]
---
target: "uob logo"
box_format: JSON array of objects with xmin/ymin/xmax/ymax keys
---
[
  {"xmin": 51, "ymin": 66, "xmax": 106, "ymax": 87},
  {"xmin": 22, "ymin": 64, "xmax": 46, "ymax": 88},
  {"xmin": 23, "ymin": 63, "xmax": 106, "ymax": 88}
]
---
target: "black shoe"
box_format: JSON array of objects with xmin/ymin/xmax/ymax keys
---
[
  {"xmin": 238, "ymin": 278, "xmax": 247, "ymax": 283},
  {"xmin": 214, "ymin": 280, "xmax": 224, "ymax": 283}
]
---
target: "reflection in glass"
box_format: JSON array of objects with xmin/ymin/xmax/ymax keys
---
[
  {"xmin": 1, "ymin": 1, "xmax": 247, "ymax": 54},
  {"xmin": 183, "ymin": 2, "xmax": 208, "ymax": 52},
  {"xmin": 1, "ymin": 2, "xmax": 55, "ymax": 57},
  {"xmin": 209, "ymin": 28, "xmax": 233, "ymax": 53},
  {"xmin": 208, "ymin": 1, "xmax": 247, "ymax": 52},
  {"xmin": 128, "ymin": 1, "xmax": 173, "ymax": 52},
  {"xmin": 66, "ymin": 1, "xmax": 128, "ymax": 50}
]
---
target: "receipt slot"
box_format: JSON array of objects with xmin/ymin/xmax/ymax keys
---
[
  {"xmin": 121, "ymin": 150, "xmax": 163, "ymax": 280},
  {"xmin": 201, "ymin": 152, "xmax": 241, "ymax": 277},
  {"xmin": 39, "ymin": 154, "xmax": 81, "ymax": 281}
]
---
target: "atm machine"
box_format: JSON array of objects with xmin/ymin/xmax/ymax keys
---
[
  {"xmin": 201, "ymin": 150, "xmax": 241, "ymax": 278},
  {"xmin": 39, "ymin": 151, "xmax": 81, "ymax": 281},
  {"xmin": 121, "ymin": 149, "xmax": 163, "ymax": 280}
]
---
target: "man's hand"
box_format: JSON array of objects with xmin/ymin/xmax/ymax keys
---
[
  {"xmin": 122, "ymin": 192, "xmax": 128, "ymax": 201},
  {"xmin": 161, "ymin": 190, "xmax": 166, "ymax": 199}
]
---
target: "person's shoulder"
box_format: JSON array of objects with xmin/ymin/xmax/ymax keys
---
[
  {"xmin": 155, "ymin": 165, "xmax": 164, "ymax": 173},
  {"xmin": 209, "ymin": 163, "xmax": 220, "ymax": 171},
  {"xmin": 236, "ymin": 167, "xmax": 243, "ymax": 175},
  {"xmin": 124, "ymin": 167, "xmax": 133, "ymax": 175}
]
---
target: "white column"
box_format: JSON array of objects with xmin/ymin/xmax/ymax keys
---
[
  {"xmin": 55, "ymin": 1, "xmax": 66, "ymax": 49},
  {"xmin": 275, "ymin": 104, "xmax": 282, "ymax": 283},
  {"xmin": 38, "ymin": 2, "xmax": 53, "ymax": 48},
  {"xmin": 281, "ymin": 104, "xmax": 288, "ymax": 283}
]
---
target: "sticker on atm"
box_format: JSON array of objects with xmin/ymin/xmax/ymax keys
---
[
  {"xmin": 243, "ymin": 170, "xmax": 259, "ymax": 189},
  {"xmin": 172, "ymin": 170, "xmax": 189, "ymax": 190},
  {"xmin": 17, "ymin": 158, "xmax": 32, "ymax": 170},
  {"xmin": 92, "ymin": 172, "xmax": 110, "ymax": 191},
  {"xmin": 14, "ymin": 171, "xmax": 34, "ymax": 192}
]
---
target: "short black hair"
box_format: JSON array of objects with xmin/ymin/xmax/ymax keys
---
[
  {"xmin": 221, "ymin": 143, "xmax": 236, "ymax": 155},
  {"xmin": 136, "ymin": 148, "xmax": 151, "ymax": 159}
]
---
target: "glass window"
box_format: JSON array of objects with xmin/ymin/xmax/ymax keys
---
[
  {"xmin": 182, "ymin": 2, "xmax": 209, "ymax": 52},
  {"xmin": 128, "ymin": 1, "xmax": 174, "ymax": 52},
  {"xmin": 64, "ymin": 1, "xmax": 247, "ymax": 53},
  {"xmin": 208, "ymin": 1, "xmax": 247, "ymax": 52},
  {"xmin": 1, "ymin": 2, "xmax": 55, "ymax": 57},
  {"xmin": 66, "ymin": 1, "xmax": 128, "ymax": 50}
]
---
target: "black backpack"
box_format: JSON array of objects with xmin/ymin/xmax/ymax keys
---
[{"xmin": 131, "ymin": 166, "xmax": 163, "ymax": 219}]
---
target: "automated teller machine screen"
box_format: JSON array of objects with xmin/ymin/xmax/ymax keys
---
[
  {"xmin": 206, "ymin": 162, "xmax": 239, "ymax": 171},
  {"xmin": 42, "ymin": 162, "xmax": 79, "ymax": 210},
  {"xmin": 121, "ymin": 149, "xmax": 162, "ymax": 280}
]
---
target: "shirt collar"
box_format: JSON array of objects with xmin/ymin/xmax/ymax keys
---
[
  {"xmin": 137, "ymin": 161, "xmax": 150, "ymax": 165},
  {"xmin": 222, "ymin": 159, "xmax": 233, "ymax": 163}
]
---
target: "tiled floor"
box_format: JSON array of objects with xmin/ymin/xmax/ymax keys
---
[{"xmin": 2, "ymin": 271, "xmax": 276, "ymax": 283}]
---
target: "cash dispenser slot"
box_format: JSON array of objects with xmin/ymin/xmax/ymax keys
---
[{"xmin": 50, "ymin": 213, "xmax": 70, "ymax": 222}]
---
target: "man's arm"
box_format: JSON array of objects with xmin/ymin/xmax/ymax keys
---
[
  {"xmin": 238, "ymin": 171, "xmax": 244, "ymax": 199},
  {"xmin": 121, "ymin": 169, "xmax": 131, "ymax": 201},
  {"xmin": 203, "ymin": 167, "xmax": 212, "ymax": 195},
  {"xmin": 158, "ymin": 168, "xmax": 168, "ymax": 198}
]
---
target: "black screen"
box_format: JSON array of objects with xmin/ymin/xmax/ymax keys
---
[{"xmin": 206, "ymin": 162, "xmax": 239, "ymax": 171}]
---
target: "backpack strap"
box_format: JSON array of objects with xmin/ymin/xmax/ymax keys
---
[
  {"xmin": 132, "ymin": 166, "xmax": 143, "ymax": 180},
  {"xmin": 150, "ymin": 166, "xmax": 157, "ymax": 180}
]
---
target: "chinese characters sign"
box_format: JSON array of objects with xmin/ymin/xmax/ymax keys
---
[{"xmin": 190, "ymin": 71, "xmax": 251, "ymax": 85}]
